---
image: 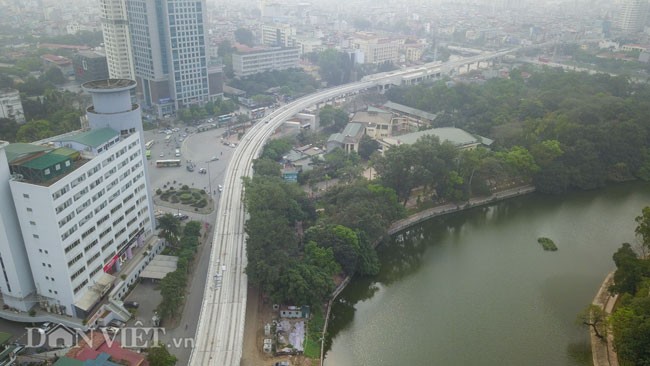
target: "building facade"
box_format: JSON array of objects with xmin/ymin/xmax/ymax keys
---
[
  {"xmin": 351, "ymin": 32, "xmax": 400, "ymax": 64},
  {"xmin": 1, "ymin": 79, "xmax": 155, "ymax": 318},
  {"xmin": 232, "ymin": 47, "xmax": 300, "ymax": 77},
  {"xmin": 73, "ymin": 51, "xmax": 110, "ymax": 83},
  {"xmin": 0, "ymin": 89, "xmax": 25, "ymax": 124},
  {"xmin": 127, "ymin": 0, "xmax": 220, "ymax": 118},
  {"xmin": 99, "ymin": 0, "xmax": 135, "ymax": 80},
  {"xmin": 260, "ymin": 23, "xmax": 296, "ymax": 47},
  {"xmin": 617, "ymin": 0, "xmax": 649, "ymax": 34}
]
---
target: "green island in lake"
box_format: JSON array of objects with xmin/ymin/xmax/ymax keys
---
[{"xmin": 537, "ymin": 237, "xmax": 558, "ymax": 251}]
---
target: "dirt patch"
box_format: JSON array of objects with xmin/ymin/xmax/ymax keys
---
[{"xmin": 242, "ymin": 286, "xmax": 313, "ymax": 366}]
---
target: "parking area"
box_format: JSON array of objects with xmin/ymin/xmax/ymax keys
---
[{"xmin": 124, "ymin": 281, "xmax": 162, "ymax": 328}]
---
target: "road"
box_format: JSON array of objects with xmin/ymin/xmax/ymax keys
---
[{"xmin": 189, "ymin": 47, "xmax": 528, "ymax": 365}]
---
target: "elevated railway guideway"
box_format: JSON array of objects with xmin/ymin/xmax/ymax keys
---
[{"xmin": 189, "ymin": 47, "xmax": 524, "ymax": 366}]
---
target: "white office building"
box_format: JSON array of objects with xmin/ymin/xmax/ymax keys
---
[
  {"xmin": 232, "ymin": 47, "xmax": 300, "ymax": 77},
  {"xmin": 0, "ymin": 89, "xmax": 25, "ymax": 124},
  {"xmin": 617, "ymin": 0, "xmax": 649, "ymax": 34},
  {"xmin": 1, "ymin": 79, "xmax": 155, "ymax": 318},
  {"xmin": 260, "ymin": 23, "xmax": 296, "ymax": 47},
  {"xmin": 99, "ymin": 0, "xmax": 135, "ymax": 80}
]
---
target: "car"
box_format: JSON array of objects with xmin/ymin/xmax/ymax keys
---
[
  {"xmin": 218, "ymin": 184, "xmax": 223, "ymax": 192},
  {"xmin": 210, "ymin": 156, "xmax": 219, "ymax": 162},
  {"xmin": 101, "ymin": 326, "xmax": 120, "ymax": 334},
  {"xmin": 274, "ymin": 362, "xmax": 290, "ymax": 366},
  {"xmin": 123, "ymin": 301, "xmax": 139, "ymax": 309},
  {"xmin": 109, "ymin": 319, "xmax": 126, "ymax": 328},
  {"xmin": 229, "ymin": 143, "xmax": 236, "ymax": 148},
  {"xmin": 174, "ymin": 213, "xmax": 189, "ymax": 220},
  {"xmin": 198, "ymin": 168, "xmax": 207, "ymax": 174},
  {"xmin": 159, "ymin": 152, "xmax": 165, "ymax": 157}
]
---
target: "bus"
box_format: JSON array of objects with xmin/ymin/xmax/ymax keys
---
[
  {"xmin": 145, "ymin": 140, "xmax": 155, "ymax": 149},
  {"xmin": 145, "ymin": 150, "xmax": 151, "ymax": 160},
  {"xmin": 250, "ymin": 107, "xmax": 265, "ymax": 119},
  {"xmin": 217, "ymin": 113, "xmax": 234, "ymax": 125},
  {"xmin": 156, "ymin": 159, "xmax": 181, "ymax": 168}
]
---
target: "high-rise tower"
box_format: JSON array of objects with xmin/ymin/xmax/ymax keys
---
[
  {"xmin": 127, "ymin": 0, "xmax": 220, "ymax": 118},
  {"xmin": 617, "ymin": 0, "xmax": 649, "ymax": 34},
  {"xmin": 99, "ymin": 0, "xmax": 135, "ymax": 79}
]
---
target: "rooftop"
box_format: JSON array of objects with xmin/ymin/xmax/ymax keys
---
[
  {"xmin": 21, "ymin": 151, "xmax": 70, "ymax": 170},
  {"xmin": 384, "ymin": 127, "xmax": 493, "ymax": 147},
  {"xmin": 55, "ymin": 127, "xmax": 118, "ymax": 148},
  {"xmin": 351, "ymin": 111, "xmax": 393, "ymax": 125},
  {"xmin": 383, "ymin": 101, "xmax": 438, "ymax": 121},
  {"xmin": 82, "ymin": 79, "xmax": 136, "ymax": 91},
  {"xmin": 4, "ymin": 143, "xmax": 52, "ymax": 163}
]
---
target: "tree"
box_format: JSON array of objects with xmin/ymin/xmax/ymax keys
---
[
  {"xmin": 234, "ymin": 28, "xmax": 254, "ymax": 47},
  {"xmin": 576, "ymin": 304, "xmax": 608, "ymax": 340},
  {"xmin": 0, "ymin": 118, "xmax": 19, "ymax": 142},
  {"xmin": 16, "ymin": 120, "xmax": 54, "ymax": 142},
  {"xmin": 42, "ymin": 67, "xmax": 66, "ymax": 85},
  {"xmin": 261, "ymin": 138, "xmax": 293, "ymax": 161},
  {"xmin": 358, "ymin": 135, "xmax": 379, "ymax": 160},
  {"xmin": 635, "ymin": 207, "xmax": 650, "ymax": 251},
  {"xmin": 252, "ymin": 157, "xmax": 281, "ymax": 177},
  {"xmin": 157, "ymin": 214, "xmax": 181, "ymax": 248},
  {"xmin": 147, "ymin": 344, "xmax": 177, "ymax": 366},
  {"xmin": 610, "ymin": 243, "xmax": 644, "ymax": 295}
]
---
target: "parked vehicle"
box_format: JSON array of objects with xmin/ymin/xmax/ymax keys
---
[{"xmin": 123, "ymin": 301, "xmax": 139, "ymax": 309}]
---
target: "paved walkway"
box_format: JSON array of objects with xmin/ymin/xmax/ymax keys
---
[{"xmin": 591, "ymin": 271, "xmax": 619, "ymax": 366}]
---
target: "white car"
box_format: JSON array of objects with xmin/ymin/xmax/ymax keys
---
[
  {"xmin": 159, "ymin": 152, "xmax": 165, "ymax": 157},
  {"xmin": 218, "ymin": 184, "xmax": 223, "ymax": 192}
]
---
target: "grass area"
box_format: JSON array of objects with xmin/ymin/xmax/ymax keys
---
[
  {"xmin": 157, "ymin": 186, "xmax": 208, "ymax": 208},
  {"xmin": 538, "ymin": 237, "xmax": 558, "ymax": 251},
  {"xmin": 303, "ymin": 308, "xmax": 325, "ymax": 359}
]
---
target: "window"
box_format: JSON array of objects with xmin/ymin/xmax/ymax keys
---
[
  {"xmin": 22, "ymin": 194, "xmax": 29, "ymax": 199},
  {"xmin": 26, "ymin": 207, "xmax": 32, "ymax": 212},
  {"xmin": 67, "ymin": 252, "xmax": 83, "ymax": 268},
  {"xmin": 84, "ymin": 239, "xmax": 98, "ymax": 252},
  {"xmin": 73, "ymin": 279, "xmax": 88, "ymax": 294}
]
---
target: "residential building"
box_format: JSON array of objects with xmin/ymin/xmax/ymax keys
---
[
  {"xmin": 261, "ymin": 23, "xmax": 296, "ymax": 47},
  {"xmin": 351, "ymin": 109, "xmax": 406, "ymax": 140},
  {"xmin": 293, "ymin": 36, "xmax": 323, "ymax": 55},
  {"xmin": 382, "ymin": 101, "xmax": 437, "ymax": 127},
  {"xmin": 0, "ymin": 89, "xmax": 25, "ymax": 124},
  {"xmin": 73, "ymin": 51, "xmax": 110, "ymax": 83},
  {"xmin": 126, "ymin": 0, "xmax": 220, "ymax": 117},
  {"xmin": 99, "ymin": 0, "xmax": 135, "ymax": 80},
  {"xmin": 41, "ymin": 54, "xmax": 73, "ymax": 76},
  {"xmin": 327, "ymin": 122, "xmax": 365, "ymax": 153},
  {"xmin": 617, "ymin": 0, "xmax": 648, "ymax": 34},
  {"xmin": 350, "ymin": 32, "xmax": 400, "ymax": 64},
  {"xmin": 0, "ymin": 79, "xmax": 155, "ymax": 318},
  {"xmin": 232, "ymin": 47, "xmax": 300, "ymax": 77}
]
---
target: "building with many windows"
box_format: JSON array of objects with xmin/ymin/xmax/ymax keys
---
[
  {"xmin": 232, "ymin": 47, "xmax": 300, "ymax": 77},
  {"xmin": 126, "ymin": 0, "xmax": 221, "ymax": 117},
  {"xmin": 617, "ymin": 0, "xmax": 649, "ymax": 34},
  {"xmin": 350, "ymin": 32, "xmax": 401, "ymax": 65},
  {"xmin": 99, "ymin": 0, "xmax": 135, "ymax": 80},
  {"xmin": 0, "ymin": 89, "xmax": 25, "ymax": 124},
  {"xmin": 260, "ymin": 23, "xmax": 296, "ymax": 47},
  {"xmin": 0, "ymin": 79, "xmax": 155, "ymax": 319}
]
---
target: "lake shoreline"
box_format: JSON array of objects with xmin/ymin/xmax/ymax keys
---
[{"xmin": 319, "ymin": 184, "xmax": 536, "ymax": 365}]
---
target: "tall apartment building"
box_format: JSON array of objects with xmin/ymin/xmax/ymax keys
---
[
  {"xmin": 0, "ymin": 89, "xmax": 25, "ymax": 124},
  {"xmin": 232, "ymin": 47, "xmax": 300, "ymax": 78},
  {"xmin": 261, "ymin": 23, "xmax": 296, "ymax": 47},
  {"xmin": 617, "ymin": 0, "xmax": 649, "ymax": 34},
  {"xmin": 99, "ymin": 0, "xmax": 135, "ymax": 79},
  {"xmin": 126, "ymin": 0, "xmax": 221, "ymax": 118},
  {"xmin": 351, "ymin": 32, "xmax": 401, "ymax": 64},
  {"xmin": 73, "ymin": 51, "xmax": 110, "ymax": 83},
  {"xmin": 0, "ymin": 79, "xmax": 155, "ymax": 318}
]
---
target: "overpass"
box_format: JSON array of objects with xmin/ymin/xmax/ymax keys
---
[{"xmin": 188, "ymin": 46, "xmax": 523, "ymax": 366}]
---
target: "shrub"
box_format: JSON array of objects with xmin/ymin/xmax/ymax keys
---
[
  {"xmin": 156, "ymin": 188, "xmax": 162, "ymax": 195},
  {"xmin": 179, "ymin": 193, "xmax": 193, "ymax": 201},
  {"xmin": 170, "ymin": 196, "xmax": 179, "ymax": 203},
  {"xmin": 29, "ymin": 309, "xmax": 36, "ymax": 317},
  {"xmin": 182, "ymin": 185, "xmax": 189, "ymax": 190}
]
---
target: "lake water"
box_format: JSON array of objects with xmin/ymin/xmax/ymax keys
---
[{"xmin": 325, "ymin": 182, "xmax": 650, "ymax": 366}]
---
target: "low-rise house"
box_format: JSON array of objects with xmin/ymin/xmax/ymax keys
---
[
  {"xmin": 279, "ymin": 305, "xmax": 310, "ymax": 318},
  {"xmin": 380, "ymin": 127, "xmax": 493, "ymax": 151},
  {"xmin": 327, "ymin": 122, "xmax": 365, "ymax": 153}
]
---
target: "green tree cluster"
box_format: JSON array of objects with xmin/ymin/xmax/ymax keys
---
[
  {"xmin": 228, "ymin": 69, "xmax": 318, "ymax": 97},
  {"xmin": 318, "ymin": 105, "xmax": 348, "ymax": 132},
  {"xmin": 385, "ymin": 68, "xmax": 650, "ymax": 194},
  {"xmin": 607, "ymin": 208, "xmax": 650, "ymax": 365},
  {"xmin": 157, "ymin": 218, "xmax": 201, "ymax": 319}
]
